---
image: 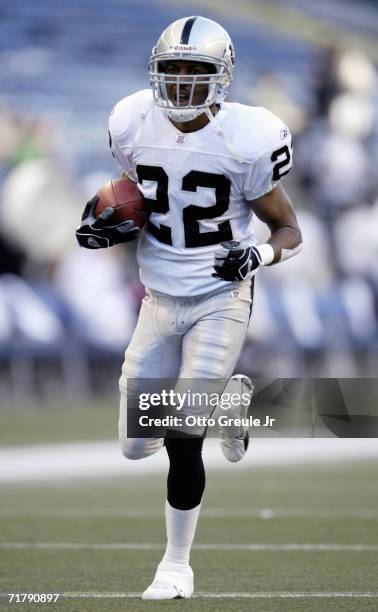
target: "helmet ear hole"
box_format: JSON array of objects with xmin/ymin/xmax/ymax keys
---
[{"xmin": 229, "ymin": 45, "xmax": 235, "ymax": 66}]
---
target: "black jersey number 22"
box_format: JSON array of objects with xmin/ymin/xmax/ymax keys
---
[{"xmin": 136, "ymin": 165, "xmax": 233, "ymax": 248}]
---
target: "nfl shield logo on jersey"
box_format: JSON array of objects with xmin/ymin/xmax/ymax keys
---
[{"xmin": 176, "ymin": 133, "xmax": 187, "ymax": 144}]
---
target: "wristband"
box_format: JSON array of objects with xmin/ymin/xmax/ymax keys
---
[{"xmin": 254, "ymin": 243, "xmax": 275, "ymax": 266}]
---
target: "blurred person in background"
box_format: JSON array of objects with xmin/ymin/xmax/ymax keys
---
[
  {"xmin": 249, "ymin": 41, "xmax": 378, "ymax": 375},
  {"xmin": 76, "ymin": 15, "xmax": 302, "ymax": 600},
  {"xmin": 0, "ymin": 115, "xmax": 67, "ymax": 348},
  {"xmin": 0, "ymin": 148, "xmax": 137, "ymax": 378},
  {"xmin": 296, "ymin": 46, "xmax": 377, "ymax": 225}
]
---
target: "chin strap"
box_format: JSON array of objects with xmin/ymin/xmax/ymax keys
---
[
  {"xmin": 166, "ymin": 103, "xmax": 204, "ymax": 123},
  {"xmin": 205, "ymin": 108, "xmax": 245, "ymax": 163}
]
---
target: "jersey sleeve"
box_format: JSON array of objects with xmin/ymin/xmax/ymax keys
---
[
  {"xmin": 243, "ymin": 117, "xmax": 293, "ymax": 201},
  {"xmin": 107, "ymin": 90, "xmax": 152, "ymax": 182},
  {"xmin": 108, "ymin": 103, "xmax": 138, "ymax": 182},
  {"xmin": 107, "ymin": 125, "xmax": 125, "ymax": 170}
]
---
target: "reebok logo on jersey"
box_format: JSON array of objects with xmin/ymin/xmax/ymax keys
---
[{"xmin": 280, "ymin": 127, "xmax": 289, "ymax": 140}]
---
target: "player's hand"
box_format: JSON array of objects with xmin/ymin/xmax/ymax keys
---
[
  {"xmin": 212, "ymin": 240, "xmax": 261, "ymax": 282},
  {"xmin": 75, "ymin": 195, "xmax": 140, "ymax": 249}
]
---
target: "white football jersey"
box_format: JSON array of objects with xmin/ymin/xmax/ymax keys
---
[{"xmin": 108, "ymin": 89, "xmax": 292, "ymax": 296}]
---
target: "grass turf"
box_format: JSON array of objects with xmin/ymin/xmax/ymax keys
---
[
  {"xmin": 0, "ymin": 397, "xmax": 116, "ymax": 447},
  {"xmin": 1, "ymin": 462, "xmax": 377, "ymax": 612},
  {"xmin": 1, "ymin": 402, "xmax": 377, "ymax": 610}
]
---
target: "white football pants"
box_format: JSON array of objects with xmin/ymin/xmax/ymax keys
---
[{"xmin": 119, "ymin": 278, "xmax": 254, "ymax": 459}]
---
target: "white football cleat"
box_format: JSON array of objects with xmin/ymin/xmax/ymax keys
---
[
  {"xmin": 219, "ymin": 374, "xmax": 254, "ymax": 462},
  {"xmin": 141, "ymin": 562, "xmax": 194, "ymax": 600}
]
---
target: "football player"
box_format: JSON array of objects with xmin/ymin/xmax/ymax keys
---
[{"xmin": 76, "ymin": 16, "xmax": 302, "ymax": 600}]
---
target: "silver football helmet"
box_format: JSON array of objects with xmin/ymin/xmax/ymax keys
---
[{"xmin": 149, "ymin": 16, "xmax": 235, "ymax": 122}]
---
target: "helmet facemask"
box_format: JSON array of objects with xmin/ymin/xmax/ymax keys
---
[
  {"xmin": 149, "ymin": 16, "xmax": 235, "ymax": 123},
  {"xmin": 149, "ymin": 54, "xmax": 232, "ymax": 123}
]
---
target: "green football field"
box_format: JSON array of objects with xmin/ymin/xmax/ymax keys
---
[{"xmin": 0, "ymin": 403, "xmax": 377, "ymax": 611}]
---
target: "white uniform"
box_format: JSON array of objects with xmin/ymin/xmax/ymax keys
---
[
  {"xmin": 109, "ymin": 89, "xmax": 292, "ymax": 297},
  {"xmin": 110, "ymin": 89, "xmax": 293, "ymax": 448}
]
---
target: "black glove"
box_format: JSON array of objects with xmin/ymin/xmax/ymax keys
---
[
  {"xmin": 76, "ymin": 195, "xmax": 140, "ymax": 249},
  {"xmin": 212, "ymin": 240, "xmax": 261, "ymax": 282}
]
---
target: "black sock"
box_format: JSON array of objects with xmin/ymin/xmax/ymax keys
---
[{"xmin": 165, "ymin": 434, "xmax": 205, "ymax": 510}]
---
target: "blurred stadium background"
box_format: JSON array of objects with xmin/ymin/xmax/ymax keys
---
[
  {"xmin": 0, "ymin": 1, "xmax": 378, "ymax": 608},
  {"xmin": 0, "ymin": 0, "xmax": 377, "ymax": 409}
]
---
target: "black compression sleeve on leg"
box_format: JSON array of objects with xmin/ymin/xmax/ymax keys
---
[{"xmin": 165, "ymin": 433, "xmax": 205, "ymax": 510}]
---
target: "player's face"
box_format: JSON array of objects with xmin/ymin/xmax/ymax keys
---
[{"xmin": 162, "ymin": 61, "xmax": 213, "ymax": 107}]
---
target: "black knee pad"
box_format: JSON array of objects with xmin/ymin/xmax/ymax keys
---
[{"xmin": 165, "ymin": 432, "xmax": 205, "ymax": 510}]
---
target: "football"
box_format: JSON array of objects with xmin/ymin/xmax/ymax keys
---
[{"xmin": 95, "ymin": 178, "xmax": 146, "ymax": 228}]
